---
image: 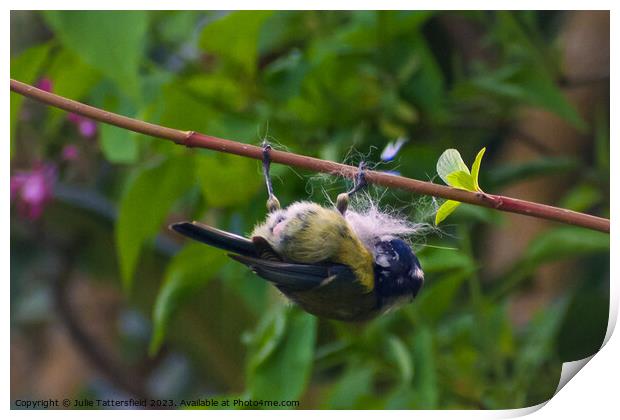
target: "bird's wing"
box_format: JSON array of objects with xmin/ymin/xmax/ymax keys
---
[
  {"xmin": 251, "ymin": 236, "xmax": 281, "ymax": 261},
  {"xmin": 170, "ymin": 221, "xmax": 258, "ymax": 257},
  {"xmin": 170, "ymin": 221, "xmax": 360, "ymax": 293},
  {"xmin": 228, "ymin": 254, "xmax": 356, "ymax": 292}
]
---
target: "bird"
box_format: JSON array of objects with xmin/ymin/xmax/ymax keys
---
[{"xmin": 170, "ymin": 142, "xmax": 424, "ymax": 321}]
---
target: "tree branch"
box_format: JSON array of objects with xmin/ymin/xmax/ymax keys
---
[{"xmin": 10, "ymin": 78, "xmax": 609, "ymax": 233}]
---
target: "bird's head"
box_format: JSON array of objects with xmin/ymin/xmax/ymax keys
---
[{"xmin": 372, "ymin": 238, "xmax": 424, "ymax": 310}]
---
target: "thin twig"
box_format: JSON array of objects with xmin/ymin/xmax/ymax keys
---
[{"xmin": 10, "ymin": 78, "xmax": 609, "ymax": 233}]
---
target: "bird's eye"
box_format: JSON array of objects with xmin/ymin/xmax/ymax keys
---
[
  {"xmin": 373, "ymin": 241, "xmax": 397, "ymax": 266},
  {"xmin": 373, "ymin": 238, "xmax": 424, "ymax": 309},
  {"xmin": 270, "ymin": 214, "xmax": 287, "ymax": 234}
]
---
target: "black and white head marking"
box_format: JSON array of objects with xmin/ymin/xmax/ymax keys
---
[{"xmin": 372, "ymin": 237, "xmax": 424, "ymax": 310}]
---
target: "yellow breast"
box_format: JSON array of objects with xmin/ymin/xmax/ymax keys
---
[{"xmin": 252, "ymin": 202, "xmax": 375, "ymax": 291}]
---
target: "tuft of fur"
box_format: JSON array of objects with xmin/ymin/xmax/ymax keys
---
[{"xmin": 344, "ymin": 195, "xmax": 428, "ymax": 250}]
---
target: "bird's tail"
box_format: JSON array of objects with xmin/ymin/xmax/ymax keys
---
[{"xmin": 169, "ymin": 221, "xmax": 258, "ymax": 257}]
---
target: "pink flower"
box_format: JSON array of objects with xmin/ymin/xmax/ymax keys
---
[
  {"xmin": 35, "ymin": 77, "xmax": 53, "ymax": 93},
  {"xmin": 62, "ymin": 144, "xmax": 79, "ymax": 161},
  {"xmin": 11, "ymin": 163, "xmax": 57, "ymax": 220},
  {"xmin": 68, "ymin": 113, "xmax": 98, "ymax": 138}
]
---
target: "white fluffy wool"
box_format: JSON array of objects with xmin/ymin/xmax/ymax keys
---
[{"xmin": 344, "ymin": 198, "xmax": 426, "ymax": 249}]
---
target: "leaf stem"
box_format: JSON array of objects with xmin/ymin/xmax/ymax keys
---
[{"xmin": 10, "ymin": 78, "xmax": 609, "ymax": 233}]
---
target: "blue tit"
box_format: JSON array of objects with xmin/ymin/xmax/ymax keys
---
[{"xmin": 170, "ymin": 143, "xmax": 424, "ymax": 321}]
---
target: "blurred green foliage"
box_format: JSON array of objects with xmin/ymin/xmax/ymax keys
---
[{"xmin": 10, "ymin": 11, "xmax": 609, "ymax": 409}]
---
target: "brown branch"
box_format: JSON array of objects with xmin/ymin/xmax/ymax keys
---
[{"xmin": 10, "ymin": 78, "xmax": 609, "ymax": 233}]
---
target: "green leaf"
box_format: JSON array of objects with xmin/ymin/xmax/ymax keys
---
[
  {"xmin": 325, "ymin": 363, "xmax": 375, "ymax": 409},
  {"xmin": 43, "ymin": 11, "xmax": 148, "ymax": 101},
  {"xmin": 417, "ymin": 248, "xmax": 473, "ymax": 273},
  {"xmin": 246, "ymin": 306, "xmax": 287, "ymax": 372},
  {"xmin": 524, "ymin": 227, "xmax": 609, "ymax": 267},
  {"xmin": 560, "ymin": 183, "xmax": 602, "ymax": 213},
  {"xmin": 493, "ymin": 226, "xmax": 609, "ymax": 301},
  {"xmin": 415, "ymin": 273, "xmax": 467, "ymax": 324},
  {"xmin": 149, "ymin": 243, "xmax": 225, "ymax": 355},
  {"xmin": 469, "ymin": 63, "xmax": 587, "ymax": 131},
  {"xmin": 46, "ymin": 48, "xmax": 101, "ymax": 101},
  {"xmin": 514, "ymin": 69, "xmax": 587, "ymax": 132},
  {"xmin": 157, "ymin": 80, "xmax": 258, "ymax": 141},
  {"xmin": 411, "ymin": 326, "xmax": 438, "ymax": 408},
  {"xmin": 435, "ymin": 200, "xmax": 461, "ymax": 225},
  {"xmin": 158, "ymin": 11, "xmax": 201, "ymax": 45},
  {"xmin": 10, "ymin": 42, "xmax": 53, "ymax": 153},
  {"xmin": 195, "ymin": 154, "xmax": 262, "ymax": 207},
  {"xmin": 436, "ymin": 149, "xmax": 470, "ymax": 185},
  {"xmin": 200, "ymin": 11, "xmax": 273, "ymax": 77},
  {"xmin": 403, "ymin": 32, "xmax": 446, "ymax": 119},
  {"xmin": 45, "ymin": 48, "xmax": 102, "ymax": 130},
  {"xmin": 594, "ymin": 106, "xmax": 610, "ymax": 174},
  {"xmin": 159, "ymin": 83, "xmax": 213, "ymax": 133},
  {"xmin": 387, "ymin": 335, "xmax": 413, "ymax": 384},
  {"xmin": 487, "ymin": 157, "xmax": 578, "ymax": 188},
  {"xmin": 557, "ymin": 290, "xmax": 608, "ymax": 361},
  {"xmin": 515, "ymin": 298, "xmax": 570, "ymax": 382},
  {"xmin": 185, "ymin": 73, "xmax": 250, "ymax": 111},
  {"xmin": 435, "ymin": 147, "xmax": 488, "ymax": 223},
  {"xmin": 470, "ymin": 147, "xmax": 486, "ymax": 191},
  {"xmin": 247, "ymin": 308, "xmax": 317, "ymax": 402},
  {"xmin": 449, "ymin": 204, "xmax": 505, "ymax": 226},
  {"xmin": 116, "ymin": 156, "xmax": 194, "ymax": 292},
  {"xmin": 100, "ymin": 124, "xmax": 139, "ymax": 164},
  {"xmin": 445, "ymin": 170, "xmax": 476, "ymax": 191},
  {"xmin": 262, "ymin": 49, "xmax": 309, "ymax": 101}
]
